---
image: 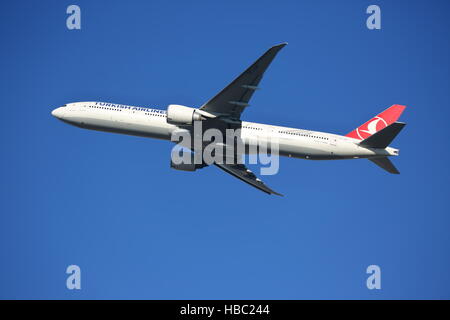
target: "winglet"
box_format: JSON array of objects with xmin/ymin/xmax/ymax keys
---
[{"xmin": 270, "ymin": 42, "xmax": 288, "ymax": 52}]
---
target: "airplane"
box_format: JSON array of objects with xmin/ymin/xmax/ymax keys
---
[{"xmin": 51, "ymin": 43, "xmax": 406, "ymax": 196}]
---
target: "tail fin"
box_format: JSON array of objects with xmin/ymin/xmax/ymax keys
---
[
  {"xmin": 369, "ymin": 157, "xmax": 400, "ymax": 174},
  {"xmin": 346, "ymin": 105, "xmax": 406, "ymax": 140},
  {"xmin": 359, "ymin": 122, "xmax": 406, "ymax": 149}
]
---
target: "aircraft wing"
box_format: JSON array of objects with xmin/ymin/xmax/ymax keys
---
[
  {"xmin": 199, "ymin": 43, "xmax": 287, "ymax": 120},
  {"xmin": 215, "ymin": 163, "xmax": 283, "ymax": 196}
]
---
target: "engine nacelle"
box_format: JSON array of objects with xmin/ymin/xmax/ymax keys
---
[
  {"xmin": 170, "ymin": 162, "xmax": 204, "ymax": 172},
  {"xmin": 166, "ymin": 104, "xmax": 203, "ymax": 125},
  {"xmin": 170, "ymin": 149, "xmax": 207, "ymax": 172}
]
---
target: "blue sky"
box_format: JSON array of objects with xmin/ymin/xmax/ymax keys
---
[{"xmin": 0, "ymin": 0, "xmax": 449, "ymax": 299}]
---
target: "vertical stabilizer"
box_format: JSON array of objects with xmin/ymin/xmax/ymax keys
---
[{"xmin": 346, "ymin": 105, "xmax": 406, "ymax": 140}]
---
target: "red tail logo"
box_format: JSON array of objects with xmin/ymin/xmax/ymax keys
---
[{"xmin": 346, "ymin": 105, "xmax": 406, "ymax": 140}]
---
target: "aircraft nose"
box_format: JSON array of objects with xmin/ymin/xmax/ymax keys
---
[{"xmin": 51, "ymin": 107, "xmax": 64, "ymax": 119}]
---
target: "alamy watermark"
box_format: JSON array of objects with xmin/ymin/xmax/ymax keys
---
[
  {"xmin": 366, "ymin": 5, "xmax": 381, "ymax": 30},
  {"xmin": 366, "ymin": 265, "xmax": 381, "ymax": 290},
  {"xmin": 170, "ymin": 121, "xmax": 280, "ymax": 175},
  {"xmin": 66, "ymin": 265, "xmax": 81, "ymax": 290},
  {"xmin": 66, "ymin": 5, "xmax": 81, "ymax": 30}
]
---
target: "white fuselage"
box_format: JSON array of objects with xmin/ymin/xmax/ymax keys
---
[{"xmin": 51, "ymin": 102, "xmax": 398, "ymax": 160}]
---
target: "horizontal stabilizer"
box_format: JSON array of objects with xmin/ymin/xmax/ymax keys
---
[
  {"xmin": 369, "ymin": 157, "xmax": 400, "ymax": 174},
  {"xmin": 359, "ymin": 122, "xmax": 406, "ymax": 149}
]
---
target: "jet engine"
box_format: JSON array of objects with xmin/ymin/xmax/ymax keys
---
[
  {"xmin": 166, "ymin": 104, "xmax": 203, "ymax": 125},
  {"xmin": 170, "ymin": 162, "xmax": 206, "ymax": 172},
  {"xmin": 170, "ymin": 149, "xmax": 207, "ymax": 172}
]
